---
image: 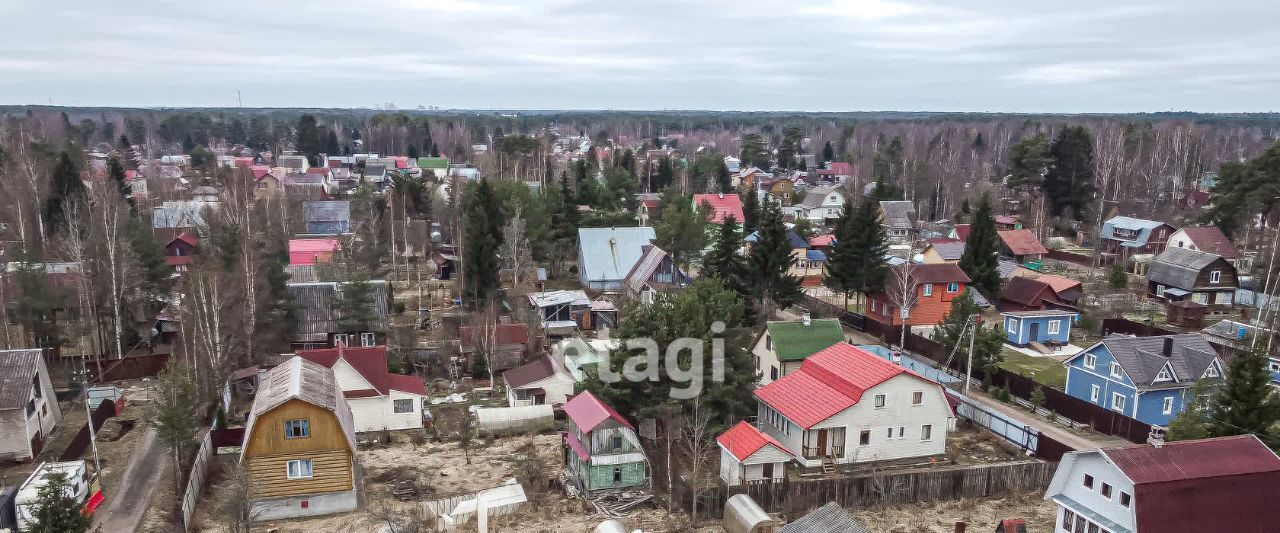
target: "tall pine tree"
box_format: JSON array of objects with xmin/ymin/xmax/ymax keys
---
[
  {"xmin": 848, "ymin": 199, "xmax": 890, "ymax": 307},
  {"xmin": 741, "ymin": 188, "xmax": 760, "ymax": 235},
  {"xmin": 462, "ymin": 179, "xmax": 504, "ymax": 305},
  {"xmin": 823, "ymin": 197, "xmax": 861, "ymax": 309},
  {"xmin": 43, "ymin": 151, "xmax": 86, "ymax": 235},
  {"xmin": 702, "ymin": 215, "xmax": 746, "ymax": 295},
  {"xmin": 1045, "ymin": 125, "xmax": 1096, "ymax": 220},
  {"xmin": 958, "ymin": 194, "xmax": 1002, "ymax": 298},
  {"xmin": 747, "ymin": 198, "xmax": 802, "ymax": 318},
  {"xmin": 1210, "ymin": 345, "xmax": 1280, "ymax": 441}
]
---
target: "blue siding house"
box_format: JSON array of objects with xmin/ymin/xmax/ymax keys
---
[
  {"xmin": 1200, "ymin": 319, "xmax": 1280, "ymax": 386},
  {"xmin": 1063, "ymin": 334, "xmax": 1223, "ymax": 427},
  {"xmin": 1001, "ymin": 310, "xmax": 1076, "ymax": 346}
]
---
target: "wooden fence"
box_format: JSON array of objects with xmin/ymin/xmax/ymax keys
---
[
  {"xmin": 678, "ymin": 460, "xmax": 1056, "ymax": 520},
  {"xmin": 1045, "ymin": 249, "xmax": 1095, "ymax": 267},
  {"xmin": 59, "ymin": 399, "xmax": 117, "ymax": 461},
  {"xmin": 1100, "ymin": 317, "xmax": 1177, "ymax": 338},
  {"xmin": 85, "ymin": 353, "xmax": 171, "ymax": 382},
  {"xmin": 180, "ymin": 429, "xmax": 216, "ymax": 532}
]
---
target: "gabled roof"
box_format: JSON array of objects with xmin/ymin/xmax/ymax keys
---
[
  {"xmin": 296, "ymin": 344, "xmax": 426, "ymax": 396},
  {"xmin": 563, "ymin": 390, "xmax": 632, "ymax": 432},
  {"xmin": 1000, "ymin": 276, "xmax": 1058, "ymax": 307},
  {"xmin": 764, "ymin": 319, "xmax": 845, "ymax": 362},
  {"xmin": 1174, "ymin": 226, "xmax": 1239, "ymax": 259},
  {"xmin": 1101, "ymin": 216, "xmax": 1171, "ymax": 245},
  {"xmin": 808, "ymin": 234, "xmax": 836, "ymax": 247},
  {"xmin": 1075, "ymin": 334, "xmax": 1219, "ymax": 389},
  {"xmin": 716, "ymin": 421, "xmax": 795, "ymax": 462},
  {"xmin": 1018, "ymin": 272, "xmax": 1083, "ymax": 295},
  {"xmin": 243, "ymin": 357, "xmax": 357, "ymax": 456},
  {"xmin": 798, "ymin": 186, "xmax": 840, "ymax": 208},
  {"xmin": 577, "ymin": 227, "xmax": 656, "ymax": 284},
  {"xmin": 953, "ymin": 224, "xmax": 971, "ymax": 241},
  {"xmin": 0, "ymin": 349, "xmax": 44, "ymax": 410},
  {"xmin": 287, "ymin": 281, "xmax": 390, "ymax": 337},
  {"xmin": 755, "ymin": 343, "xmax": 938, "ymax": 429},
  {"xmin": 926, "ymin": 241, "xmax": 965, "ymax": 261},
  {"xmin": 459, "ymin": 323, "xmax": 529, "ymax": 348},
  {"xmin": 304, "ymin": 200, "xmax": 351, "ymax": 223},
  {"xmin": 1098, "ymin": 436, "xmax": 1280, "ymax": 533},
  {"xmin": 997, "ymin": 229, "xmax": 1048, "ymax": 256},
  {"xmin": 1148, "ymin": 247, "xmax": 1230, "ymax": 289},
  {"xmin": 168, "ymin": 232, "xmax": 198, "ymax": 248},
  {"xmin": 624, "ymin": 244, "xmax": 682, "ymax": 293},
  {"xmin": 779, "ymin": 502, "xmax": 872, "ymax": 533},
  {"xmin": 886, "ymin": 263, "xmax": 971, "ymax": 289},
  {"xmin": 502, "ymin": 354, "xmax": 564, "ymax": 389},
  {"xmin": 692, "ymin": 193, "xmax": 745, "ymax": 224},
  {"xmin": 994, "ymin": 214, "xmax": 1021, "ymax": 225},
  {"xmin": 288, "ymin": 238, "xmax": 340, "ymax": 265},
  {"xmin": 879, "ymin": 200, "xmax": 918, "ymax": 229}
]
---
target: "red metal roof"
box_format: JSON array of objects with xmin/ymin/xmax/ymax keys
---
[
  {"xmin": 564, "ymin": 431, "xmax": 590, "ymax": 461},
  {"xmin": 808, "ymin": 234, "xmax": 836, "ymax": 247},
  {"xmin": 1176, "ymin": 226, "xmax": 1240, "ymax": 259},
  {"xmin": 563, "ymin": 390, "xmax": 633, "ymax": 432},
  {"xmin": 459, "ymin": 323, "xmax": 529, "ymax": 348},
  {"xmin": 169, "ymin": 232, "xmax": 198, "ymax": 248},
  {"xmin": 827, "ymin": 162, "xmax": 853, "ymax": 175},
  {"xmin": 249, "ymin": 165, "xmax": 270, "ymax": 179},
  {"xmin": 288, "ymin": 238, "xmax": 340, "ymax": 265},
  {"xmin": 1104, "ymin": 435, "xmax": 1280, "ymax": 533},
  {"xmin": 716, "ymin": 421, "xmax": 795, "ymax": 461},
  {"xmin": 295, "ymin": 344, "xmax": 427, "ymax": 396},
  {"xmin": 954, "ymin": 224, "xmax": 971, "ymax": 241},
  {"xmin": 997, "ymin": 229, "xmax": 1049, "ymax": 256},
  {"xmin": 692, "ymin": 193, "xmax": 746, "ymax": 224},
  {"xmin": 754, "ymin": 343, "xmax": 935, "ymax": 429}
]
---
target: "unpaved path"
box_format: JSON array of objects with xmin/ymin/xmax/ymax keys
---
[{"xmin": 94, "ymin": 427, "xmax": 166, "ymax": 532}]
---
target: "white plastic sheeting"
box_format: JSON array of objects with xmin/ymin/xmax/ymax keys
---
[{"xmin": 474, "ymin": 405, "xmax": 554, "ymax": 436}]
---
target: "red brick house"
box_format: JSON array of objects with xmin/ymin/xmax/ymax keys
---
[{"xmin": 866, "ymin": 263, "xmax": 971, "ymax": 326}]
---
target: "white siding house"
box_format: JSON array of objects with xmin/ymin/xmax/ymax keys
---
[
  {"xmin": 296, "ymin": 345, "xmax": 427, "ymax": 432},
  {"xmin": 502, "ymin": 355, "xmax": 576, "ymax": 407},
  {"xmin": 754, "ymin": 344, "xmax": 953, "ymax": 469},
  {"xmin": 717, "ymin": 421, "xmax": 795, "ymax": 486},
  {"xmin": 0, "ymin": 349, "xmax": 62, "ymax": 461}
]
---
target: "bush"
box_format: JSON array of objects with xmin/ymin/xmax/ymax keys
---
[
  {"xmin": 1109, "ymin": 265, "xmax": 1128, "ymax": 289},
  {"xmin": 392, "ymin": 301, "xmax": 407, "ymax": 314}
]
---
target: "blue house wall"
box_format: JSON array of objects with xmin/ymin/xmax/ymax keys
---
[
  {"xmin": 1064, "ymin": 343, "xmax": 1207, "ymax": 426},
  {"xmin": 1133, "ymin": 388, "xmax": 1188, "ymax": 427},
  {"xmin": 1003, "ymin": 314, "xmax": 1074, "ymax": 346},
  {"xmin": 1269, "ymin": 357, "xmax": 1280, "ymax": 385}
]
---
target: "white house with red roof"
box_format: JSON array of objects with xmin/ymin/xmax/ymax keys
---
[
  {"xmin": 1044, "ymin": 434, "xmax": 1280, "ymax": 533},
  {"xmin": 753, "ymin": 343, "xmax": 953, "ymax": 469},
  {"xmin": 295, "ymin": 344, "xmax": 427, "ymax": 432},
  {"xmin": 717, "ymin": 421, "xmax": 794, "ymax": 486},
  {"xmin": 562, "ymin": 391, "xmax": 648, "ymax": 494}
]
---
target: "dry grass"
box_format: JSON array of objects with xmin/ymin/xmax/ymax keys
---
[{"xmin": 857, "ymin": 491, "xmax": 1056, "ymax": 532}]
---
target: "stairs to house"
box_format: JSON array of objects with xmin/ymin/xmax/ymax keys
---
[{"xmin": 820, "ymin": 455, "xmax": 835, "ymax": 475}]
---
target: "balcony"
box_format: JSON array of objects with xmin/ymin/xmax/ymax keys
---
[{"xmin": 802, "ymin": 445, "xmax": 845, "ymax": 460}]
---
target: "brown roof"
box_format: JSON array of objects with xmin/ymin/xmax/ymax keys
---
[
  {"xmin": 1000, "ymin": 276, "xmax": 1057, "ymax": 307},
  {"xmin": 891, "ymin": 263, "xmax": 971, "ymax": 285},
  {"xmin": 1176, "ymin": 226, "xmax": 1239, "ymax": 259},
  {"xmin": 502, "ymin": 354, "xmax": 561, "ymax": 388},
  {"xmin": 997, "ymin": 229, "xmax": 1048, "ymax": 256}
]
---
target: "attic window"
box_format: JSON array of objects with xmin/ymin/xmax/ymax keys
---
[
  {"xmin": 1155, "ymin": 368, "xmax": 1172, "ymax": 382},
  {"xmin": 1210, "ymin": 270, "xmax": 1222, "ymax": 284},
  {"xmin": 1206, "ymin": 365, "xmax": 1219, "ymax": 378}
]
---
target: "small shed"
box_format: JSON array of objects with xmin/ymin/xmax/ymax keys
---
[
  {"xmin": 474, "ymin": 405, "xmax": 555, "ymax": 437},
  {"xmin": 1001, "ymin": 310, "xmax": 1077, "ymax": 348},
  {"xmin": 1167, "ymin": 299, "xmax": 1207, "ymax": 329},
  {"xmin": 724, "ymin": 494, "xmax": 781, "ymax": 533}
]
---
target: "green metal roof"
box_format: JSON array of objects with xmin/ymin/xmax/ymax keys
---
[
  {"xmin": 417, "ymin": 156, "xmax": 449, "ymax": 169},
  {"xmin": 766, "ymin": 319, "xmax": 845, "ymax": 362}
]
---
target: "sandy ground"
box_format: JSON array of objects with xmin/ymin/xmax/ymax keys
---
[{"xmin": 856, "ymin": 490, "xmax": 1056, "ymax": 532}]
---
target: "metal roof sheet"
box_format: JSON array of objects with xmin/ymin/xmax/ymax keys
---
[
  {"xmin": 577, "ymin": 227, "xmax": 656, "ymax": 284},
  {"xmin": 716, "ymin": 421, "xmax": 795, "ymax": 461}
]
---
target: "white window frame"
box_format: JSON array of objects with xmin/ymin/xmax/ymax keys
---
[
  {"xmin": 1083, "ymin": 473, "xmax": 1094, "ymax": 489},
  {"xmin": 1007, "ymin": 318, "xmax": 1017, "ymax": 334},
  {"xmin": 1047, "ymin": 320, "xmax": 1061, "ymax": 335},
  {"xmin": 920, "ymin": 424, "xmax": 932, "ymax": 441},
  {"xmin": 1101, "ymin": 482, "xmax": 1113, "ymax": 499},
  {"xmin": 333, "ymin": 333, "xmax": 352, "ymax": 347},
  {"xmin": 911, "ymin": 391, "xmax": 923, "ymax": 405},
  {"xmin": 1210, "ymin": 270, "xmax": 1221, "ymax": 284},
  {"xmin": 1090, "ymin": 385, "xmax": 1100, "ymax": 403},
  {"xmin": 946, "ymin": 282, "xmax": 959, "ymax": 293},
  {"xmin": 1084, "ymin": 354, "xmax": 1097, "ymax": 370},
  {"xmin": 1110, "ymin": 362, "xmax": 1123, "ymax": 379},
  {"xmin": 360, "ymin": 332, "xmax": 376, "ymax": 347},
  {"xmin": 922, "ymin": 284, "xmax": 933, "ymax": 297},
  {"xmin": 394, "ymin": 398, "xmax": 414, "ymax": 414},
  {"xmin": 1111, "ymin": 392, "xmax": 1127, "ymax": 412},
  {"xmin": 1162, "ymin": 396, "xmax": 1174, "ymax": 415},
  {"xmin": 1120, "ymin": 492, "xmax": 1132, "ymax": 508},
  {"xmin": 286, "ymin": 459, "xmax": 314, "ymax": 479},
  {"xmin": 1205, "ymin": 364, "xmax": 1220, "ymax": 378}
]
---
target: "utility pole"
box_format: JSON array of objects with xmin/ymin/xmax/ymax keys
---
[
  {"xmin": 964, "ymin": 315, "xmax": 978, "ymax": 396},
  {"xmin": 78, "ymin": 361, "xmax": 102, "ymax": 487}
]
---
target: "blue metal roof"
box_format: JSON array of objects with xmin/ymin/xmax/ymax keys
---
[
  {"xmin": 806, "ymin": 249, "xmax": 827, "ymax": 261},
  {"xmin": 1101, "ymin": 216, "xmax": 1167, "ymax": 247},
  {"xmin": 577, "ymin": 227, "xmax": 656, "ymax": 284}
]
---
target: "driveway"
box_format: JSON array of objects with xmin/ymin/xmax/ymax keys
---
[
  {"xmin": 93, "ymin": 427, "xmax": 166, "ymax": 532},
  {"xmin": 964, "ymin": 388, "xmax": 1130, "ymax": 451}
]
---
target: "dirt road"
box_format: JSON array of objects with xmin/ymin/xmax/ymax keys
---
[{"xmin": 94, "ymin": 427, "xmax": 166, "ymax": 532}]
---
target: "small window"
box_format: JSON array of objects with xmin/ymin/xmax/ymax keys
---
[
  {"xmin": 1083, "ymin": 473, "xmax": 1094, "ymax": 489},
  {"xmin": 32, "ymin": 374, "xmax": 41, "ymax": 399},
  {"xmin": 1155, "ymin": 367, "xmax": 1172, "ymax": 381},
  {"xmin": 1007, "ymin": 318, "xmax": 1017, "ymax": 334},
  {"xmin": 1047, "ymin": 320, "xmax": 1061, "ymax": 335},
  {"xmin": 770, "ymin": 366, "xmax": 779, "ymax": 380},
  {"xmin": 1110, "ymin": 362, "xmax": 1122, "ymax": 379},
  {"xmin": 859, "ymin": 429, "xmax": 871, "ymax": 446},
  {"xmin": 1084, "ymin": 354, "xmax": 1097, "ymax": 369},
  {"xmin": 1063, "ymin": 509, "xmax": 1076, "ymax": 530},
  {"xmin": 874, "ymin": 394, "xmax": 886, "ymax": 408},
  {"xmin": 911, "ymin": 391, "xmax": 923, "ymax": 405},
  {"xmin": 394, "ymin": 399, "xmax": 414, "ymax": 413},
  {"xmin": 1090, "ymin": 385, "xmax": 1100, "ymax": 403},
  {"xmin": 333, "ymin": 333, "xmax": 351, "ymax": 347},
  {"xmin": 1087, "ymin": 523, "xmax": 1099, "ymax": 533},
  {"xmin": 284, "ymin": 419, "xmax": 310, "ymax": 439},
  {"xmin": 946, "ymin": 282, "xmax": 959, "ymax": 293},
  {"xmin": 1210, "ymin": 270, "xmax": 1221, "ymax": 284},
  {"xmin": 612, "ymin": 435, "xmax": 623, "ymax": 450},
  {"xmin": 1206, "ymin": 365, "xmax": 1219, "ymax": 378},
  {"xmin": 1269, "ymin": 361, "xmax": 1280, "ymax": 373},
  {"xmin": 286, "ymin": 459, "xmax": 313, "ymax": 479},
  {"xmin": 920, "ymin": 424, "xmax": 932, "ymax": 441},
  {"xmin": 766, "ymin": 335, "xmax": 772, "ymax": 350},
  {"xmin": 870, "ymin": 301, "xmax": 878, "ymax": 312},
  {"xmin": 922, "ymin": 284, "xmax": 933, "ymax": 297},
  {"xmin": 1111, "ymin": 393, "xmax": 1126, "ymax": 412},
  {"xmin": 1101, "ymin": 482, "xmax": 1112, "ymax": 499},
  {"xmin": 1162, "ymin": 396, "xmax": 1174, "ymax": 415},
  {"xmin": 886, "ymin": 427, "xmax": 894, "ymax": 439},
  {"xmin": 613, "ymin": 466, "xmax": 622, "ymax": 483},
  {"xmin": 25, "ymin": 399, "xmax": 35, "ymax": 418},
  {"xmin": 360, "ymin": 332, "xmax": 376, "ymax": 347},
  {"xmin": 1120, "ymin": 492, "xmax": 1131, "ymax": 508}
]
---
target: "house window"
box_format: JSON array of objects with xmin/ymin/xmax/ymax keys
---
[
  {"xmin": 32, "ymin": 374, "xmax": 41, "ymax": 399},
  {"xmin": 1090, "ymin": 385, "xmax": 1100, "ymax": 403},
  {"xmin": 946, "ymin": 282, "xmax": 959, "ymax": 293},
  {"xmin": 922, "ymin": 284, "xmax": 933, "ymax": 297},
  {"xmin": 1155, "ymin": 368, "xmax": 1171, "ymax": 382},
  {"xmin": 1083, "ymin": 474, "xmax": 1094, "ymax": 489},
  {"xmin": 333, "ymin": 333, "xmax": 351, "ymax": 346},
  {"xmin": 1192, "ymin": 292, "xmax": 1209, "ymax": 305},
  {"xmin": 1111, "ymin": 393, "xmax": 1126, "ymax": 412},
  {"xmin": 612, "ymin": 435, "xmax": 623, "ymax": 450},
  {"xmin": 1155, "ymin": 284, "xmax": 1165, "ymax": 297},
  {"xmin": 912, "ymin": 391, "xmax": 923, "ymax": 405},
  {"xmin": 1120, "ymin": 492, "xmax": 1131, "ymax": 508},
  {"xmin": 284, "ymin": 419, "xmax": 310, "ymax": 439},
  {"xmin": 886, "ymin": 427, "xmax": 894, "ymax": 439},
  {"xmin": 870, "ymin": 301, "xmax": 878, "ymax": 313},
  {"xmin": 613, "ymin": 466, "xmax": 622, "ymax": 483},
  {"xmin": 897, "ymin": 426, "xmax": 905, "ymax": 438},
  {"xmin": 25, "ymin": 399, "xmax": 35, "ymax": 418},
  {"xmin": 1210, "ymin": 270, "xmax": 1221, "ymax": 284},
  {"xmin": 874, "ymin": 394, "xmax": 886, "ymax": 408},
  {"xmin": 1270, "ymin": 361, "xmax": 1280, "ymax": 373},
  {"xmin": 766, "ymin": 335, "xmax": 772, "ymax": 350},
  {"xmin": 360, "ymin": 332, "xmax": 376, "ymax": 347},
  {"xmin": 1162, "ymin": 397, "xmax": 1174, "ymax": 415},
  {"xmin": 286, "ymin": 459, "xmax": 313, "ymax": 479},
  {"xmin": 770, "ymin": 367, "xmax": 779, "ymax": 380},
  {"xmin": 920, "ymin": 424, "xmax": 932, "ymax": 441},
  {"xmin": 394, "ymin": 399, "xmax": 414, "ymax": 414},
  {"xmin": 1100, "ymin": 482, "xmax": 1112, "ymax": 499},
  {"xmin": 1109, "ymin": 362, "xmax": 1122, "ymax": 379},
  {"xmin": 1084, "ymin": 354, "xmax": 1096, "ymax": 369},
  {"xmin": 1062, "ymin": 509, "xmax": 1076, "ymax": 530},
  {"xmin": 859, "ymin": 429, "xmax": 871, "ymax": 446},
  {"xmin": 1007, "ymin": 318, "xmax": 1017, "ymax": 334},
  {"xmin": 1206, "ymin": 365, "xmax": 1219, "ymax": 378},
  {"xmin": 1047, "ymin": 320, "xmax": 1061, "ymax": 335}
]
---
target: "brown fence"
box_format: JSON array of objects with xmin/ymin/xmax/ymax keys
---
[
  {"xmin": 1045, "ymin": 249, "xmax": 1094, "ymax": 266},
  {"xmin": 59, "ymin": 399, "xmax": 117, "ymax": 461},
  {"xmin": 86, "ymin": 353, "xmax": 171, "ymax": 381},
  {"xmin": 1035, "ymin": 434, "xmax": 1075, "ymax": 462},
  {"xmin": 210, "ymin": 427, "xmax": 245, "ymax": 448},
  {"xmin": 678, "ymin": 460, "xmax": 1056, "ymax": 520},
  {"xmin": 1100, "ymin": 318, "xmax": 1177, "ymax": 338}
]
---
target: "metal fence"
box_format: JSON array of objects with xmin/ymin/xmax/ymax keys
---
[
  {"xmin": 180, "ymin": 429, "xmax": 215, "ymax": 531},
  {"xmin": 947, "ymin": 391, "xmax": 1038, "ymax": 453},
  {"xmin": 59, "ymin": 399, "xmax": 117, "ymax": 461}
]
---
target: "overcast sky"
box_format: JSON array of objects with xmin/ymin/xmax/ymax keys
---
[{"xmin": 2, "ymin": 0, "xmax": 1277, "ymax": 112}]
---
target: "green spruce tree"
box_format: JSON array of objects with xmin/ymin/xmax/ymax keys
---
[
  {"xmin": 958, "ymin": 194, "xmax": 1002, "ymax": 298},
  {"xmin": 43, "ymin": 151, "xmax": 86, "ymax": 234},
  {"xmin": 747, "ymin": 198, "xmax": 802, "ymax": 318},
  {"xmin": 1210, "ymin": 345, "xmax": 1280, "ymax": 441},
  {"xmin": 741, "ymin": 188, "xmax": 760, "ymax": 235},
  {"xmin": 27, "ymin": 471, "xmax": 93, "ymax": 533},
  {"xmin": 462, "ymin": 178, "xmax": 504, "ymax": 305},
  {"xmin": 1166, "ymin": 379, "xmax": 1216, "ymax": 442},
  {"xmin": 702, "ymin": 215, "xmax": 746, "ymax": 295},
  {"xmin": 849, "ymin": 199, "xmax": 890, "ymax": 307},
  {"xmin": 823, "ymin": 197, "xmax": 861, "ymax": 309}
]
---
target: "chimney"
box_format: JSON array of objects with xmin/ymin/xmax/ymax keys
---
[
  {"xmin": 718, "ymin": 192, "xmax": 724, "ymax": 199},
  {"xmin": 891, "ymin": 351, "xmax": 902, "ymax": 365},
  {"xmin": 802, "ymin": 312, "xmax": 811, "ymax": 326},
  {"xmin": 1148, "ymin": 427, "xmax": 1166, "ymax": 448},
  {"xmin": 1162, "ymin": 337, "xmax": 1174, "ymax": 357}
]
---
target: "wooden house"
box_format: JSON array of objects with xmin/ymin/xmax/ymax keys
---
[
  {"xmin": 562, "ymin": 391, "xmax": 648, "ymax": 494},
  {"xmin": 1146, "ymin": 247, "xmax": 1237, "ymax": 315},
  {"xmin": 164, "ymin": 232, "xmax": 198, "ymax": 271},
  {"xmin": 0, "ymin": 349, "xmax": 62, "ymax": 461},
  {"xmin": 241, "ymin": 357, "xmax": 359, "ymax": 520},
  {"xmin": 866, "ymin": 263, "xmax": 971, "ymax": 327},
  {"xmin": 286, "ymin": 281, "xmax": 389, "ymax": 349},
  {"xmin": 294, "ymin": 344, "xmax": 427, "ymax": 433}
]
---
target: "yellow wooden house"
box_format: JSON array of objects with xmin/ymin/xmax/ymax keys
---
[{"xmin": 241, "ymin": 356, "xmax": 359, "ymax": 520}]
